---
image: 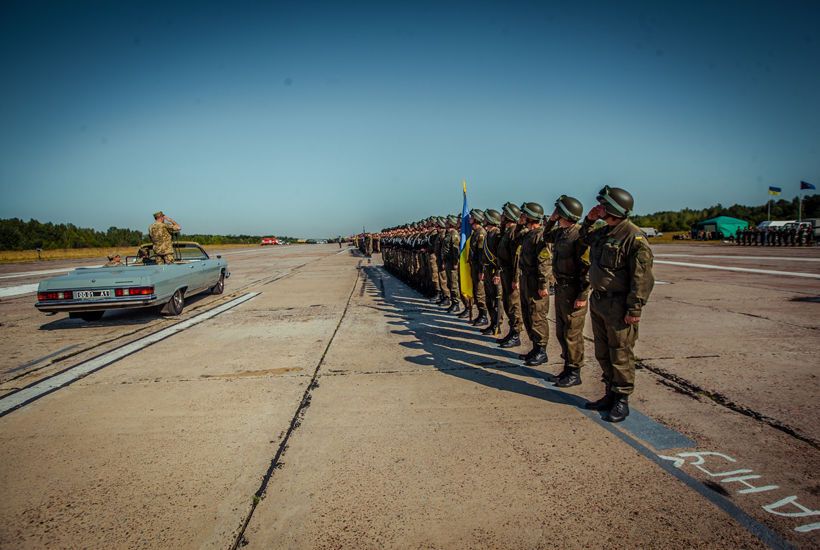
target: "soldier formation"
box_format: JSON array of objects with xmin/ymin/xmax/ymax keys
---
[
  {"xmin": 734, "ymin": 225, "xmax": 814, "ymax": 246},
  {"xmin": 380, "ymin": 186, "xmax": 655, "ymax": 423}
]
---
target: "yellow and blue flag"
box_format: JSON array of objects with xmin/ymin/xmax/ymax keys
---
[
  {"xmin": 768, "ymin": 186, "xmax": 782, "ymax": 196},
  {"xmin": 458, "ymin": 180, "xmax": 473, "ymax": 300}
]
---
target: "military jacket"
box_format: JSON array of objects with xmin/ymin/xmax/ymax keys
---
[
  {"xmin": 481, "ymin": 227, "xmax": 502, "ymax": 273},
  {"xmin": 580, "ymin": 218, "xmax": 654, "ymax": 318},
  {"xmin": 442, "ymin": 228, "xmax": 460, "ymax": 264},
  {"xmin": 515, "ymin": 225, "xmax": 550, "ymax": 290},
  {"xmin": 149, "ymin": 222, "xmax": 175, "ymax": 255},
  {"xmin": 469, "ymin": 227, "xmax": 486, "ymax": 269},
  {"xmin": 543, "ymin": 220, "xmax": 590, "ymax": 299}
]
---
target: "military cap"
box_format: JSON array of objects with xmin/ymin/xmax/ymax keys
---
[
  {"xmin": 446, "ymin": 215, "xmax": 458, "ymax": 226},
  {"xmin": 596, "ymin": 186, "xmax": 633, "ymax": 218},
  {"xmin": 153, "ymin": 211, "xmax": 164, "ymax": 218},
  {"xmin": 554, "ymin": 195, "xmax": 583, "ymax": 222},
  {"xmin": 470, "ymin": 209, "xmax": 486, "ymax": 224}
]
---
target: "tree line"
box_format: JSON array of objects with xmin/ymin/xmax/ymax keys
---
[
  {"xmin": 0, "ymin": 218, "xmax": 290, "ymax": 250},
  {"xmin": 632, "ymin": 194, "xmax": 819, "ymax": 232}
]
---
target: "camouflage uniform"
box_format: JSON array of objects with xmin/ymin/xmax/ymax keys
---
[
  {"xmin": 443, "ymin": 226, "xmax": 461, "ymax": 302},
  {"xmin": 580, "ymin": 217, "xmax": 654, "ymax": 396},
  {"xmin": 469, "ymin": 224, "xmax": 487, "ymax": 315},
  {"xmin": 435, "ymin": 226, "xmax": 449, "ymax": 301},
  {"xmin": 515, "ymin": 224, "xmax": 551, "ymax": 350},
  {"xmin": 149, "ymin": 222, "xmax": 176, "ymax": 264}
]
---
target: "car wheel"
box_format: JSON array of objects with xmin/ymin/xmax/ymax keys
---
[
  {"xmin": 163, "ymin": 289, "xmax": 185, "ymax": 316},
  {"xmin": 71, "ymin": 311, "xmax": 104, "ymax": 322},
  {"xmin": 211, "ymin": 272, "xmax": 225, "ymax": 295}
]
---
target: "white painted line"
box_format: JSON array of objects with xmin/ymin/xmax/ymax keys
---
[
  {"xmin": 656, "ymin": 254, "xmax": 820, "ymax": 263},
  {"xmin": 655, "ymin": 260, "xmax": 820, "ymax": 279},
  {"xmin": 0, "ymin": 265, "xmax": 103, "ymax": 280},
  {"xmin": 0, "ymin": 292, "xmax": 260, "ymax": 416},
  {"xmin": 0, "ymin": 283, "xmax": 39, "ymax": 298}
]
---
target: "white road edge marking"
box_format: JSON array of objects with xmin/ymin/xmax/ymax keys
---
[
  {"xmin": 0, "ymin": 292, "xmax": 260, "ymax": 416},
  {"xmin": 0, "ymin": 265, "xmax": 103, "ymax": 280},
  {"xmin": 0, "ymin": 283, "xmax": 40, "ymax": 298},
  {"xmin": 656, "ymin": 254, "xmax": 820, "ymax": 263},
  {"xmin": 655, "ymin": 260, "xmax": 820, "ymax": 279}
]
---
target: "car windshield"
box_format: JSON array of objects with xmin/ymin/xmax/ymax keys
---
[{"xmin": 177, "ymin": 245, "xmax": 209, "ymax": 261}]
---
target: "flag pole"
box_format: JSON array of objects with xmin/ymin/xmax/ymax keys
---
[
  {"xmin": 767, "ymin": 196, "xmax": 771, "ymax": 222},
  {"xmin": 799, "ymin": 191, "xmax": 803, "ymax": 223}
]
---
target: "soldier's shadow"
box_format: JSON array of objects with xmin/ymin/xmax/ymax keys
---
[{"xmin": 362, "ymin": 266, "xmax": 587, "ymax": 409}]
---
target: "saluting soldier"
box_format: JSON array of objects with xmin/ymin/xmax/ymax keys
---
[
  {"xmin": 481, "ymin": 209, "xmax": 504, "ymax": 336},
  {"xmin": 496, "ymin": 203, "xmax": 525, "ymax": 348},
  {"xmin": 580, "ymin": 186, "xmax": 654, "ymax": 423},
  {"xmin": 149, "ymin": 211, "xmax": 180, "ymax": 264},
  {"xmin": 513, "ymin": 202, "xmax": 550, "ymax": 366},
  {"xmin": 543, "ymin": 195, "xmax": 590, "ymax": 387},
  {"xmin": 469, "ymin": 209, "xmax": 489, "ymax": 326}
]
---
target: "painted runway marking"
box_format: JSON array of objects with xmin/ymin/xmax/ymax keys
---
[
  {"xmin": 0, "ymin": 283, "xmax": 39, "ymax": 298},
  {"xmin": 0, "ymin": 265, "xmax": 102, "ymax": 280},
  {"xmin": 656, "ymin": 254, "xmax": 820, "ymax": 263},
  {"xmin": 655, "ymin": 260, "xmax": 820, "ymax": 279},
  {"xmin": 532, "ymin": 379, "xmax": 792, "ymax": 548},
  {"xmin": 7, "ymin": 345, "xmax": 79, "ymax": 374},
  {"xmin": 0, "ymin": 292, "xmax": 260, "ymax": 417}
]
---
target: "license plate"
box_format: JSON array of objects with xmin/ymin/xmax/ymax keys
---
[{"xmin": 75, "ymin": 290, "xmax": 112, "ymax": 299}]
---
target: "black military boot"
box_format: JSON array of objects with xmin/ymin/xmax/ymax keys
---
[
  {"xmin": 458, "ymin": 305, "xmax": 471, "ymax": 319},
  {"xmin": 524, "ymin": 346, "xmax": 547, "ymax": 366},
  {"xmin": 440, "ymin": 297, "xmax": 451, "ymax": 309},
  {"xmin": 585, "ymin": 389, "xmax": 614, "ymax": 411},
  {"xmin": 499, "ymin": 331, "xmax": 520, "ymax": 348},
  {"xmin": 481, "ymin": 322, "xmax": 497, "ymax": 335},
  {"xmin": 556, "ymin": 367, "xmax": 582, "ymax": 388},
  {"xmin": 430, "ymin": 292, "xmax": 442, "ymax": 303},
  {"xmin": 518, "ymin": 345, "xmax": 538, "ymax": 361},
  {"xmin": 473, "ymin": 309, "xmax": 489, "ymax": 327},
  {"xmin": 448, "ymin": 300, "xmax": 463, "ymax": 315},
  {"xmin": 605, "ymin": 393, "xmax": 630, "ymax": 423},
  {"xmin": 497, "ymin": 330, "xmax": 512, "ymax": 344}
]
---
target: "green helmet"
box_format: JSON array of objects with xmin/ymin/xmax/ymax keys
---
[
  {"xmin": 597, "ymin": 186, "xmax": 633, "ymax": 218},
  {"xmin": 470, "ymin": 209, "xmax": 485, "ymax": 224},
  {"xmin": 521, "ymin": 202, "xmax": 544, "ymax": 221},
  {"xmin": 502, "ymin": 202, "xmax": 521, "ymax": 222},
  {"xmin": 554, "ymin": 195, "xmax": 583, "ymax": 222},
  {"xmin": 484, "ymin": 209, "xmax": 502, "ymax": 226},
  {"xmin": 446, "ymin": 215, "xmax": 458, "ymax": 227},
  {"xmin": 435, "ymin": 216, "xmax": 446, "ymax": 228}
]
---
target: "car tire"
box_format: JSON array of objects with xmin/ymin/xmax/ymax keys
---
[
  {"xmin": 163, "ymin": 289, "xmax": 185, "ymax": 316},
  {"xmin": 211, "ymin": 272, "xmax": 225, "ymax": 295},
  {"xmin": 70, "ymin": 311, "xmax": 104, "ymax": 322}
]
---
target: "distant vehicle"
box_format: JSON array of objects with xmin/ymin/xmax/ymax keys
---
[
  {"xmin": 305, "ymin": 239, "xmax": 317, "ymax": 244},
  {"xmin": 260, "ymin": 237, "xmax": 280, "ymax": 246},
  {"xmin": 801, "ymin": 218, "xmax": 820, "ymax": 238},
  {"xmin": 35, "ymin": 242, "xmax": 228, "ymax": 322},
  {"xmin": 316, "ymin": 239, "xmax": 328, "ymax": 244},
  {"xmin": 640, "ymin": 227, "xmax": 661, "ymax": 238},
  {"xmin": 757, "ymin": 220, "xmax": 794, "ymax": 230}
]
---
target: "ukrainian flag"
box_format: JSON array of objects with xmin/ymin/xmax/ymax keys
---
[
  {"xmin": 768, "ymin": 186, "xmax": 782, "ymax": 196},
  {"xmin": 459, "ymin": 181, "xmax": 473, "ymax": 301}
]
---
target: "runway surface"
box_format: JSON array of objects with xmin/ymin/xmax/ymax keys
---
[{"xmin": 0, "ymin": 242, "xmax": 817, "ymax": 548}]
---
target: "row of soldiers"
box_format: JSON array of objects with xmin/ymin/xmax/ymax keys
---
[
  {"xmin": 734, "ymin": 225, "xmax": 814, "ymax": 246},
  {"xmin": 353, "ymin": 233, "xmax": 381, "ymax": 256},
  {"xmin": 380, "ymin": 186, "xmax": 655, "ymax": 423}
]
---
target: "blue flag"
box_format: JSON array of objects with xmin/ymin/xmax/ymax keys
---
[
  {"xmin": 458, "ymin": 181, "xmax": 473, "ymax": 300},
  {"xmin": 801, "ymin": 181, "xmax": 816, "ymax": 191}
]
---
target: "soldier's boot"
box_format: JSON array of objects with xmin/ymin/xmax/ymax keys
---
[
  {"xmin": 458, "ymin": 304, "xmax": 471, "ymax": 319},
  {"xmin": 430, "ymin": 292, "xmax": 442, "ymax": 303},
  {"xmin": 499, "ymin": 331, "xmax": 521, "ymax": 348},
  {"xmin": 585, "ymin": 388, "xmax": 615, "ymax": 411},
  {"xmin": 447, "ymin": 299, "xmax": 462, "ymax": 314},
  {"xmin": 497, "ymin": 330, "xmax": 512, "ymax": 344},
  {"xmin": 524, "ymin": 346, "xmax": 548, "ymax": 366},
  {"xmin": 556, "ymin": 367, "xmax": 582, "ymax": 388},
  {"xmin": 481, "ymin": 322, "xmax": 497, "ymax": 335},
  {"xmin": 473, "ymin": 308, "xmax": 489, "ymax": 327},
  {"xmin": 440, "ymin": 297, "xmax": 452, "ymax": 309},
  {"xmin": 605, "ymin": 394, "xmax": 629, "ymax": 423},
  {"xmin": 519, "ymin": 344, "xmax": 538, "ymax": 361}
]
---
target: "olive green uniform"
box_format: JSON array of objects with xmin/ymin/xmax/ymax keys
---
[
  {"xmin": 515, "ymin": 225, "xmax": 551, "ymax": 347},
  {"xmin": 543, "ymin": 220, "xmax": 590, "ymax": 370},
  {"xmin": 481, "ymin": 226, "xmax": 503, "ymax": 330},
  {"xmin": 443, "ymin": 227, "xmax": 461, "ymax": 299},
  {"xmin": 435, "ymin": 228, "xmax": 449, "ymax": 299},
  {"xmin": 470, "ymin": 226, "xmax": 487, "ymax": 310},
  {"xmin": 580, "ymin": 218, "xmax": 654, "ymax": 395},
  {"xmin": 427, "ymin": 229, "xmax": 440, "ymax": 295},
  {"xmin": 497, "ymin": 224, "xmax": 524, "ymax": 334}
]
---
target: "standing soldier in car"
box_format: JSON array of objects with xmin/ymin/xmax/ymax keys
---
[
  {"xmin": 149, "ymin": 211, "xmax": 181, "ymax": 264},
  {"xmin": 543, "ymin": 195, "xmax": 590, "ymax": 387},
  {"xmin": 580, "ymin": 186, "xmax": 654, "ymax": 423}
]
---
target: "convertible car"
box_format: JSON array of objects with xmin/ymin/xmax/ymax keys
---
[{"xmin": 35, "ymin": 242, "xmax": 229, "ymax": 321}]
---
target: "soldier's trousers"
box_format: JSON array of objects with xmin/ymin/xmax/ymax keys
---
[
  {"xmin": 500, "ymin": 268, "xmax": 523, "ymax": 334},
  {"xmin": 429, "ymin": 253, "xmax": 440, "ymax": 293},
  {"xmin": 470, "ymin": 263, "xmax": 486, "ymax": 309},
  {"xmin": 438, "ymin": 261, "xmax": 449, "ymax": 298},
  {"xmin": 444, "ymin": 261, "xmax": 460, "ymax": 302},
  {"xmin": 590, "ymin": 294, "xmax": 638, "ymax": 395},
  {"xmin": 484, "ymin": 269, "xmax": 503, "ymax": 329},
  {"xmin": 521, "ymin": 272, "xmax": 549, "ymax": 347},
  {"xmin": 554, "ymin": 283, "xmax": 587, "ymax": 368},
  {"xmin": 155, "ymin": 253, "xmax": 174, "ymax": 264}
]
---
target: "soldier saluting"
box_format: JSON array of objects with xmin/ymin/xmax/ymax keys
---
[
  {"xmin": 580, "ymin": 187, "xmax": 654, "ymax": 423},
  {"xmin": 149, "ymin": 211, "xmax": 181, "ymax": 264}
]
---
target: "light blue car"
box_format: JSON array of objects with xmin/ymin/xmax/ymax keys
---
[{"xmin": 35, "ymin": 242, "xmax": 229, "ymax": 322}]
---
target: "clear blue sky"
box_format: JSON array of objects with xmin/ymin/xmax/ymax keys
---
[{"xmin": 1, "ymin": 0, "xmax": 818, "ymax": 237}]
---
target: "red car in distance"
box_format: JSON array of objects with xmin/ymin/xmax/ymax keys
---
[{"xmin": 260, "ymin": 237, "xmax": 280, "ymax": 246}]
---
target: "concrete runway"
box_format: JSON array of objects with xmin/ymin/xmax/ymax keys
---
[{"xmin": 0, "ymin": 243, "xmax": 817, "ymax": 548}]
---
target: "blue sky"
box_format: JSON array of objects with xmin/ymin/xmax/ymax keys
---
[{"xmin": 1, "ymin": 0, "xmax": 818, "ymax": 237}]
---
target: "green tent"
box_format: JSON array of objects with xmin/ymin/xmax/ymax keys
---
[{"xmin": 693, "ymin": 216, "xmax": 749, "ymax": 238}]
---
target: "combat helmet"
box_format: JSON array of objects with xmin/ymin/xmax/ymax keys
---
[
  {"xmin": 470, "ymin": 208, "xmax": 486, "ymax": 224},
  {"xmin": 521, "ymin": 202, "xmax": 544, "ymax": 222},
  {"xmin": 554, "ymin": 195, "xmax": 583, "ymax": 222},
  {"xmin": 502, "ymin": 202, "xmax": 521, "ymax": 222},
  {"xmin": 446, "ymin": 214, "xmax": 458, "ymax": 227},
  {"xmin": 435, "ymin": 216, "xmax": 446, "ymax": 228},
  {"xmin": 597, "ymin": 186, "xmax": 633, "ymax": 218},
  {"xmin": 484, "ymin": 209, "xmax": 502, "ymax": 226}
]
